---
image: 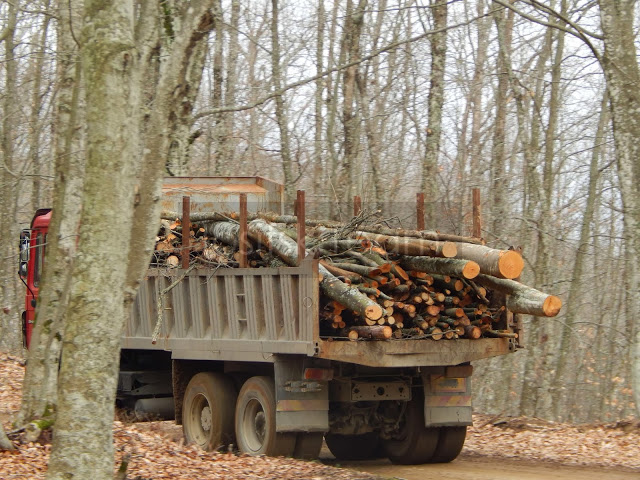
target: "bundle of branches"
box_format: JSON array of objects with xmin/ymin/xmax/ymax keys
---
[{"xmin": 154, "ymin": 213, "xmax": 562, "ymax": 342}]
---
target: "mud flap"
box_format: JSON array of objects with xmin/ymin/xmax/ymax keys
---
[
  {"xmin": 422, "ymin": 371, "xmax": 473, "ymax": 427},
  {"xmin": 274, "ymin": 356, "xmax": 329, "ymax": 432}
]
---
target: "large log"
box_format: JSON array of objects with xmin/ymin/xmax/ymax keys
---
[
  {"xmin": 247, "ymin": 219, "xmax": 383, "ymax": 321},
  {"xmin": 344, "ymin": 325, "xmax": 392, "ymax": 340},
  {"xmin": 474, "ymin": 274, "xmax": 562, "ymax": 317},
  {"xmin": 453, "ymin": 243, "xmax": 524, "ymax": 279},
  {"xmin": 399, "ymin": 256, "xmax": 480, "ymax": 279},
  {"xmin": 205, "ymin": 221, "xmax": 240, "ymax": 246},
  {"xmin": 353, "ymin": 232, "xmax": 457, "ymax": 258}
]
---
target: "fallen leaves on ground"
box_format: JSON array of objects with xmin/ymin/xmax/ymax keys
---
[
  {"xmin": 464, "ymin": 414, "xmax": 640, "ymax": 471},
  {"xmin": 2, "ymin": 352, "xmax": 640, "ymax": 479}
]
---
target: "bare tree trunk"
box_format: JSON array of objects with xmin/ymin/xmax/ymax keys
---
[
  {"xmin": 164, "ymin": 2, "xmax": 212, "ymax": 176},
  {"xmin": 553, "ymin": 91, "xmax": 607, "ymax": 420},
  {"xmin": 18, "ymin": 0, "xmax": 86, "ymax": 427},
  {"xmin": 598, "ymin": 0, "xmax": 640, "ymax": 417},
  {"xmin": 313, "ymin": 0, "xmax": 326, "ymax": 215},
  {"xmin": 222, "ymin": 0, "xmax": 240, "ymax": 168},
  {"xmin": 46, "ymin": 1, "xmax": 138, "ymax": 478},
  {"xmin": 211, "ymin": 0, "xmax": 225, "ymax": 174},
  {"xmin": 0, "ymin": 0, "xmax": 20, "ymax": 353},
  {"xmin": 338, "ymin": 0, "xmax": 367, "ymax": 213},
  {"xmin": 270, "ymin": 0, "xmax": 295, "ymax": 202},
  {"xmin": 28, "ymin": 0, "xmax": 52, "ymax": 211},
  {"xmin": 489, "ymin": 1, "xmax": 513, "ymax": 236},
  {"xmin": 421, "ymin": 0, "xmax": 447, "ymax": 226}
]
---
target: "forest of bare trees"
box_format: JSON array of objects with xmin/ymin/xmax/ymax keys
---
[{"xmin": 1, "ymin": 0, "xmax": 639, "ymax": 454}]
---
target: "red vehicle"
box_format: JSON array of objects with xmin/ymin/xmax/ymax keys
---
[{"xmin": 19, "ymin": 208, "xmax": 51, "ymax": 348}]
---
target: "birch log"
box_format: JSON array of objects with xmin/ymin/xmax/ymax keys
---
[
  {"xmin": 205, "ymin": 222, "xmax": 240, "ymax": 246},
  {"xmin": 247, "ymin": 219, "xmax": 383, "ymax": 320}
]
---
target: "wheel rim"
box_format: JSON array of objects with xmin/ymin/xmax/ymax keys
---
[
  {"xmin": 188, "ymin": 393, "xmax": 211, "ymax": 448},
  {"xmin": 242, "ymin": 398, "xmax": 267, "ymax": 452}
]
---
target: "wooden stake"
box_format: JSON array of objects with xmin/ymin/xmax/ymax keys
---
[
  {"xmin": 416, "ymin": 192, "xmax": 425, "ymax": 231},
  {"xmin": 181, "ymin": 196, "xmax": 190, "ymax": 269},
  {"xmin": 354, "ymin": 195, "xmax": 362, "ymax": 216},
  {"xmin": 472, "ymin": 188, "xmax": 482, "ymax": 239},
  {"xmin": 239, "ymin": 194, "xmax": 248, "ymax": 268},
  {"xmin": 296, "ymin": 190, "xmax": 306, "ymax": 266}
]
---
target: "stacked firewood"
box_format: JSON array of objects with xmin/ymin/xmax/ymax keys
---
[{"xmin": 154, "ymin": 212, "xmax": 562, "ymax": 342}]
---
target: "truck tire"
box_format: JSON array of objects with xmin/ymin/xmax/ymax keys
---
[
  {"xmin": 325, "ymin": 432, "xmax": 380, "ymax": 460},
  {"xmin": 235, "ymin": 376, "xmax": 296, "ymax": 457},
  {"xmin": 382, "ymin": 397, "xmax": 439, "ymax": 465},
  {"xmin": 182, "ymin": 372, "xmax": 236, "ymax": 451},
  {"xmin": 428, "ymin": 426, "xmax": 467, "ymax": 463},
  {"xmin": 293, "ymin": 432, "xmax": 324, "ymax": 459}
]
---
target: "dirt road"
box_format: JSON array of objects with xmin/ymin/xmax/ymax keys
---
[{"xmin": 321, "ymin": 454, "xmax": 640, "ymax": 480}]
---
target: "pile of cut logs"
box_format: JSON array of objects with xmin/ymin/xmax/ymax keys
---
[{"xmin": 154, "ymin": 210, "xmax": 562, "ymax": 342}]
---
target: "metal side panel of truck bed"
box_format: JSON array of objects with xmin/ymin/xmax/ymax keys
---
[{"xmin": 122, "ymin": 258, "xmax": 513, "ymax": 367}]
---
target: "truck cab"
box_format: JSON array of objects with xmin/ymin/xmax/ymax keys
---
[{"xmin": 19, "ymin": 208, "xmax": 51, "ymax": 348}]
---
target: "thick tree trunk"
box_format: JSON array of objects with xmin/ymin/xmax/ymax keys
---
[
  {"xmin": 598, "ymin": 0, "xmax": 640, "ymax": 418},
  {"xmin": 46, "ymin": 2, "xmax": 138, "ymax": 479},
  {"xmin": 0, "ymin": 0, "xmax": 19, "ymax": 353},
  {"xmin": 19, "ymin": 0, "xmax": 86, "ymax": 427}
]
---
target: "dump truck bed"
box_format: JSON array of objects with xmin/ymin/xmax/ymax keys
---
[{"xmin": 123, "ymin": 259, "xmax": 513, "ymax": 367}]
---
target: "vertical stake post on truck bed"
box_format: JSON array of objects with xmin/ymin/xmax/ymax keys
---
[
  {"xmin": 416, "ymin": 193, "xmax": 425, "ymax": 231},
  {"xmin": 239, "ymin": 193, "xmax": 249, "ymax": 268},
  {"xmin": 181, "ymin": 196, "xmax": 191, "ymax": 269},
  {"xmin": 472, "ymin": 188, "xmax": 482, "ymax": 239},
  {"xmin": 353, "ymin": 195, "xmax": 362, "ymax": 216},
  {"xmin": 296, "ymin": 190, "xmax": 305, "ymax": 265}
]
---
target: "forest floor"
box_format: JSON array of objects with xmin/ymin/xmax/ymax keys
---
[{"xmin": 2, "ymin": 352, "xmax": 640, "ymax": 479}]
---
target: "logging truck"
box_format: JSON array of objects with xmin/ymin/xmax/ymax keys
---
[{"xmin": 19, "ymin": 176, "xmax": 552, "ymax": 464}]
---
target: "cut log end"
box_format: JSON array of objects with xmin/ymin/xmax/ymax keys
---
[
  {"xmin": 441, "ymin": 242, "xmax": 457, "ymax": 258},
  {"xmin": 498, "ymin": 250, "xmax": 525, "ymax": 279},
  {"xmin": 462, "ymin": 261, "xmax": 480, "ymax": 279},
  {"xmin": 365, "ymin": 303, "xmax": 384, "ymax": 321},
  {"xmin": 543, "ymin": 295, "xmax": 562, "ymax": 317}
]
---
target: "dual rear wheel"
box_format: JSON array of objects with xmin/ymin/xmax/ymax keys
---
[
  {"xmin": 325, "ymin": 397, "xmax": 466, "ymax": 465},
  {"xmin": 183, "ymin": 373, "xmax": 323, "ymax": 459}
]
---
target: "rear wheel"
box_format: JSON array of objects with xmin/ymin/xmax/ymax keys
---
[
  {"xmin": 182, "ymin": 372, "xmax": 236, "ymax": 451},
  {"xmin": 293, "ymin": 432, "xmax": 324, "ymax": 459},
  {"xmin": 325, "ymin": 432, "xmax": 381, "ymax": 460},
  {"xmin": 235, "ymin": 376, "xmax": 296, "ymax": 457},
  {"xmin": 429, "ymin": 426, "xmax": 467, "ymax": 463},
  {"xmin": 382, "ymin": 397, "xmax": 439, "ymax": 465}
]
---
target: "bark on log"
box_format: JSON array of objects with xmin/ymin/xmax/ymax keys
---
[
  {"xmin": 248, "ymin": 219, "xmax": 383, "ymax": 320},
  {"xmin": 474, "ymin": 274, "xmax": 562, "ymax": 317},
  {"xmin": 399, "ymin": 256, "xmax": 480, "ymax": 279},
  {"xmin": 328, "ymin": 262, "xmax": 383, "ymax": 277},
  {"xmin": 352, "ymin": 224, "xmax": 484, "ymax": 244},
  {"xmin": 345, "ymin": 325, "xmax": 392, "ymax": 339},
  {"xmin": 205, "ymin": 221, "xmax": 240, "ymax": 247},
  {"xmin": 319, "ymin": 261, "xmax": 363, "ymax": 283},
  {"xmin": 354, "ymin": 232, "xmax": 457, "ymax": 258},
  {"xmin": 453, "ymin": 243, "xmax": 524, "ymax": 279}
]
